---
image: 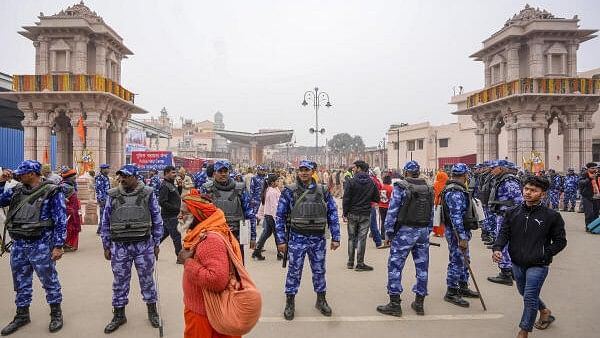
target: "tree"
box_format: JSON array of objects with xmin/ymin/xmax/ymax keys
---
[{"xmin": 327, "ymin": 133, "xmax": 366, "ymax": 167}]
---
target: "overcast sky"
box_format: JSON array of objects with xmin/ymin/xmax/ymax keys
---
[{"xmin": 1, "ymin": 0, "xmax": 599, "ymax": 146}]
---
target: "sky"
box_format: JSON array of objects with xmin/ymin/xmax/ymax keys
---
[{"xmin": 1, "ymin": 0, "xmax": 599, "ymax": 147}]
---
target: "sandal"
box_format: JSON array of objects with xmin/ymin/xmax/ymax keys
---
[{"xmin": 534, "ymin": 314, "xmax": 555, "ymax": 330}]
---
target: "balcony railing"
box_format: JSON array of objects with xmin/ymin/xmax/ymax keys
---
[
  {"xmin": 12, "ymin": 74, "xmax": 135, "ymax": 103},
  {"xmin": 466, "ymin": 78, "xmax": 600, "ymax": 108}
]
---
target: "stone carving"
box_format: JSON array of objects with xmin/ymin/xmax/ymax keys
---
[
  {"xmin": 51, "ymin": 1, "xmax": 104, "ymax": 23},
  {"xmin": 504, "ymin": 4, "xmax": 556, "ymax": 27}
]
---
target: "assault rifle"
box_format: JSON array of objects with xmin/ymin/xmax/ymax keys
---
[{"xmin": 282, "ymin": 221, "xmax": 290, "ymax": 268}]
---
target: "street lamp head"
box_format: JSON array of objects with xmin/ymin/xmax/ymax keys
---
[
  {"xmin": 319, "ymin": 128, "xmax": 326, "ymax": 134},
  {"xmin": 302, "ymin": 100, "xmax": 308, "ymax": 106},
  {"xmin": 325, "ymin": 101, "xmax": 332, "ymax": 108},
  {"xmin": 309, "ymin": 128, "xmax": 315, "ymax": 134}
]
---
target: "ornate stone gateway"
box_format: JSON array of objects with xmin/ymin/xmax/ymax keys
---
[
  {"xmin": 454, "ymin": 5, "xmax": 600, "ymax": 170},
  {"xmin": 0, "ymin": 2, "xmax": 147, "ymax": 171}
]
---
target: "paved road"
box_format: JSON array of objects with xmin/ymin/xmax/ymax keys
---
[{"xmin": 0, "ymin": 209, "xmax": 598, "ymax": 338}]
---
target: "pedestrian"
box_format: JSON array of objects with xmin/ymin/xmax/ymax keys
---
[
  {"xmin": 376, "ymin": 160, "xmax": 433, "ymax": 317},
  {"xmin": 95, "ymin": 164, "xmax": 111, "ymax": 234},
  {"xmin": 201, "ymin": 160, "xmax": 256, "ymax": 262},
  {"xmin": 578, "ymin": 162, "xmax": 600, "ymax": 232},
  {"xmin": 252, "ymin": 173, "xmax": 281, "ymax": 261},
  {"xmin": 441, "ymin": 163, "xmax": 481, "ymax": 308},
  {"xmin": 41, "ymin": 164, "xmax": 62, "ymax": 184},
  {"xmin": 492, "ymin": 175, "xmax": 567, "ymax": 338},
  {"xmin": 101, "ymin": 164, "xmax": 163, "ymax": 334},
  {"xmin": 0, "ymin": 160, "xmax": 67, "ymax": 335},
  {"xmin": 378, "ymin": 175, "xmax": 393, "ymax": 242},
  {"xmin": 368, "ymin": 168, "xmax": 385, "ymax": 248},
  {"xmin": 61, "ymin": 168, "xmax": 82, "ymax": 252},
  {"xmin": 342, "ymin": 160, "xmax": 380, "ymax": 271},
  {"xmin": 177, "ymin": 191, "xmax": 244, "ymax": 338},
  {"xmin": 193, "ymin": 163, "xmax": 208, "ymax": 190},
  {"xmin": 249, "ymin": 165, "xmax": 268, "ymax": 223},
  {"xmin": 547, "ymin": 169, "xmax": 561, "ymax": 210},
  {"xmin": 148, "ymin": 168, "xmax": 161, "ymax": 198},
  {"xmin": 432, "ymin": 169, "xmax": 449, "ymax": 237},
  {"xmin": 561, "ymin": 168, "xmax": 578, "ymax": 212},
  {"xmin": 178, "ymin": 167, "xmax": 195, "ymax": 197},
  {"xmin": 275, "ymin": 160, "xmax": 341, "ymax": 320},
  {"xmin": 159, "ymin": 165, "xmax": 183, "ymax": 260},
  {"xmin": 487, "ymin": 160, "xmax": 523, "ymax": 286}
]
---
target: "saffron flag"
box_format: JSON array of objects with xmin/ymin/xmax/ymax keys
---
[
  {"xmin": 43, "ymin": 148, "xmax": 49, "ymax": 164},
  {"xmin": 77, "ymin": 114, "xmax": 85, "ymax": 143}
]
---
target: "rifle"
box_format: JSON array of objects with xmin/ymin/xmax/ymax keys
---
[
  {"xmin": 281, "ymin": 222, "xmax": 290, "ymax": 268},
  {"xmin": 154, "ymin": 257, "xmax": 164, "ymax": 337}
]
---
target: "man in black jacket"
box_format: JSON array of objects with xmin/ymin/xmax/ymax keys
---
[
  {"xmin": 159, "ymin": 166, "xmax": 182, "ymax": 259},
  {"xmin": 493, "ymin": 176, "xmax": 567, "ymax": 338},
  {"xmin": 578, "ymin": 162, "xmax": 600, "ymax": 231},
  {"xmin": 343, "ymin": 160, "xmax": 380, "ymax": 271}
]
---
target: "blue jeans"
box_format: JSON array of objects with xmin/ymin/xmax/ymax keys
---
[
  {"xmin": 370, "ymin": 206, "xmax": 382, "ymax": 246},
  {"xmin": 512, "ymin": 264, "xmax": 548, "ymax": 332}
]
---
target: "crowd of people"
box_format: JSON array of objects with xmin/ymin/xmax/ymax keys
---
[{"xmin": 3, "ymin": 155, "xmax": 598, "ymax": 337}]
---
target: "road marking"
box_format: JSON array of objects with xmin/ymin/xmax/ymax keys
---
[{"xmin": 260, "ymin": 313, "xmax": 503, "ymax": 323}]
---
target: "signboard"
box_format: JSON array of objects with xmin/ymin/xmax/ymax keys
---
[
  {"xmin": 173, "ymin": 156, "xmax": 206, "ymax": 173},
  {"xmin": 132, "ymin": 151, "xmax": 173, "ymax": 171},
  {"xmin": 125, "ymin": 129, "xmax": 147, "ymax": 155}
]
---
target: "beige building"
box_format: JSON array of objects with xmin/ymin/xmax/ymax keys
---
[{"xmin": 0, "ymin": 2, "xmax": 147, "ymax": 170}]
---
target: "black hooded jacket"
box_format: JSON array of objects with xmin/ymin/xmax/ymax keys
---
[
  {"xmin": 493, "ymin": 202, "xmax": 567, "ymax": 268},
  {"xmin": 342, "ymin": 171, "xmax": 380, "ymax": 217}
]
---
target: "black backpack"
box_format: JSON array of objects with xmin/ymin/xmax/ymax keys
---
[
  {"xmin": 478, "ymin": 173, "xmax": 493, "ymax": 205},
  {"xmin": 395, "ymin": 178, "xmax": 434, "ymax": 230}
]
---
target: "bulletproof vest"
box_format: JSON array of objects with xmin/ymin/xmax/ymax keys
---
[
  {"xmin": 395, "ymin": 177, "xmax": 434, "ymax": 228},
  {"xmin": 288, "ymin": 183, "xmax": 328, "ymax": 234},
  {"xmin": 441, "ymin": 180, "xmax": 479, "ymax": 231},
  {"xmin": 5, "ymin": 182, "xmax": 58, "ymax": 239},
  {"xmin": 478, "ymin": 173, "xmax": 492, "ymax": 205},
  {"xmin": 204, "ymin": 180, "xmax": 245, "ymax": 229},
  {"xmin": 108, "ymin": 184, "xmax": 153, "ymax": 242},
  {"xmin": 488, "ymin": 173, "xmax": 520, "ymax": 214}
]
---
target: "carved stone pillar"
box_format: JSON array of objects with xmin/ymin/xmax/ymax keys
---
[
  {"xmin": 528, "ymin": 40, "xmax": 544, "ymax": 78},
  {"xmin": 99, "ymin": 121, "xmax": 107, "ymax": 165},
  {"xmin": 35, "ymin": 110, "xmax": 52, "ymax": 163},
  {"xmin": 483, "ymin": 57, "xmax": 491, "ymax": 88},
  {"xmin": 85, "ymin": 111, "xmax": 101, "ymax": 169},
  {"xmin": 504, "ymin": 114, "xmax": 518, "ymax": 163},
  {"xmin": 95, "ymin": 40, "xmax": 107, "ymax": 77},
  {"xmin": 70, "ymin": 107, "xmax": 85, "ymax": 167},
  {"xmin": 516, "ymin": 113, "xmax": 533, "ymax": 167},
  {"xmin": 38, "ymin": 36, "xmax": 49, "ymax": 74},
  {"xmin": 567, "ymin": 42, "xmax": 578, "ymax": 77},
  {"xmin": 563, "ymin": 113, "xmax": 582, "ymax": 171},
  {"xmin": 506, "ymin": 42, "xmax": 520, "ymax": 81},
  {"xmin": 18, "ymin": 103, "xmax": 37, "ymax": 160},
  {"xmin": 481, "ymin": 114, "xmax": 500, "ymax": 161},
  {"xmin": 120, "ymin": 124, "xmax": 128, "ymax": 168},
  {"xmin": 73, "ymin": 35, "xmax": 89, "ymax": 74},
  {"xmin": 580, "ymin": 114, "xmax": 594, "ymax": 166}
]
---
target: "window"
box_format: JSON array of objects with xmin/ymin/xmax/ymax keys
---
[
  {"xmin": 407, "ymin": 140, "xmax": 415, "ymax": 151},
  {"xmin": 439, "ymin": 138, "xmax": 449, "ymax": 148},
  {"xmin": 417, "ymin": 139, "xmax": 424, "ymax": 150}
]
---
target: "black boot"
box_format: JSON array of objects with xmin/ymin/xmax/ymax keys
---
[
  {"xmin": 48, "ymin": 303, "xmax": 63, "ymax": 333},
  {"xmin": 284, "ymin": 295, "xmax": 295, "ymax": 321},
  {"xmin": 376, "ymin": 295, "xmax": 402, "ymax": 317},
  {"xmin": 410, "ymin": 295, "xmax": 425, "ymax": 316},
  {"xmin": 147, "ymin": 303, "xmax": 160, "ymax": 328},
  {"xmin": 276, "ymin": 252, "xmax": 283, "ymax": 261},
  {"xmin": 104, "ymin": 307, "xmax": 127, "ymax": 334},
  {"xmin": 487, "ymin": 268, "xmax": 513, "ymax": 286},
  {"xmin": 315, "ymin": 292, "xmax": 332, "ymax": 316},
  {"xmin": 1, "ymin": 307, "xmax": 30, "ymax": 336},
  {"xmin": 252, "ymin": 250, "xmax": 265, "ymax": 261},
  {"xmin": 459, "ymin": 282, "xmax": 480, "ymax": 298},
  {"xmin": 444, "ymin": 288, "xmax": 469, "ymax": 308}
]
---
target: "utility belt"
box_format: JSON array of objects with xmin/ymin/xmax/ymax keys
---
[
  {"xmin": 109, "ymin": 222, "xmax": 151, "ymax": 243},
  {"xmin": 7, "ymin": 219, "xmax": 52, "ymax": 240}
]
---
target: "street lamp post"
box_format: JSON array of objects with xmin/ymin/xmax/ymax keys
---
[{"xmin": 302, "ymin": 87, "xmax": 332, "ymax": 158}]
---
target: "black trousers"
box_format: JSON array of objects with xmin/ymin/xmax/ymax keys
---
[
  {"xmin": 581, "ymin": 197, "xmax": 600, "ymax": 227},
  {"xmin": 255, "ymin": 215, "xmax": 276, "ymax": 252}
]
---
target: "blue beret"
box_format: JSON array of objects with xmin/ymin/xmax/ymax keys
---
[
  {"xmin": 14, "ymin": 160, "xmax": 42, "ymax": 176},
  {"xmin": 298, "ymin": 160, "xmax": 315, "ymax": 170},
  {"xmin": 214, "ymin": 160, "xmax": 231, "ymax": 171},
  {"xmin": 99, "ymin": 164, "xmax": 110, "ymax": 169},
  {"xmin": 451, "ymin": 163, "xmax": 470, "ymax": 175},
  {"xmin": 116, "ymin": 164, "xmax": 139, "ymax": 177},
  {"xmin": 403, "ymin": 160, "xmax": 420, "ymax": 173},
  {"xmin": 257, "ymin": 164, "xmax": 268, "ymax": 171}
]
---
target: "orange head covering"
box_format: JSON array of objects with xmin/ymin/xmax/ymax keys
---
[
  {"xmin": 182, "ymin": 189, "xmax": 242, "ymax": 260},
  {"xmin": 433, "ymin": 170, "xmax": 449, "ymax": 205}
]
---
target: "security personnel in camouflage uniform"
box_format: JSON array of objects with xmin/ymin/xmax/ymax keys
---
[
  {"xmin": 477, "ymin": 161, "xmax": 496, "ymax": 245},
  {"xmin": 547, "ymin": 169, "xmax": 561, "ymax": 210},
  {"xmin": 562, "ymin": 168, "xmax": 578, "ymax": 211},
  {"xmin": 376, "ymin": 160, "xmax": 433, "ymax": 317},
  {"xmin": 148, "ymin": 168, "xmax": 161, "ymax": 198},
  {"xmin": 0, "ymin": 160, "xmax": 67, "ymax": 335},
  {"xmin": 201, "ymin": 160, "xmax": 256, "ymax": 262},
  {"xmin": 193, "ymin": 163, "xmax": 208, "ymax": 189},
  {"xmin": 487, "ymin": 160, "xmax": 523, "ymax": 286},
  {"xmin": 250, "ymin": 165, "xmax": 268, "ymax": 224},
  {"xmin": 275, "ymin": 160, "xmax": 341, "ymax": 321},
  {"xmin": 96, "ymin": 163, "xmax": 111, "ymax": 234},
  {"xmin": 441, "ymin": 163, "xmax": 480, "ymax": 308},
  {"xmin": 101, "ymin": 164, "xmax": 163, "ymax": 334}
]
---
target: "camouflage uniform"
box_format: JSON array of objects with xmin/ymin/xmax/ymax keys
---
[
  {"xmin": 383, "ymin": 182, "xmax": 431, "ymax": 297},
  {"xmin": 148, "ymin": 175, "xmax": 161, "ymax": 198},
  {"xmin": 250, "ymin": 172, "xmax": 267, "ymax": 214},
  {"xmin": 548, "ymin": 172, "xmax": 561, "ymax": 209},
  {"xmin": 443, "ymin": 189, "xmax": 471, "ymax": 288},
  {"xmin": 275, "ymin": 181, "xmax": 341, "ymax": 295},
  {"xmin": 563, "ymin": 170, "xmax": 578, "ymax": 210},
  {"xmin": 491, "ymin": 173, "xmax": 523, "ymax": 270},
  {"xmin": 95, "ymin": 168, "xmax": 111, "ymax": 233},
  {"xmin": 0, "ymin": 161, "xmax": 67, "ymax": 308},
  {"xmin": 100, "ymin": 166, "xmax": 164, "ymax": 308},
  {"xmin": 193, "ymin": 171, "xmax": 208, "ymax": 189}
]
